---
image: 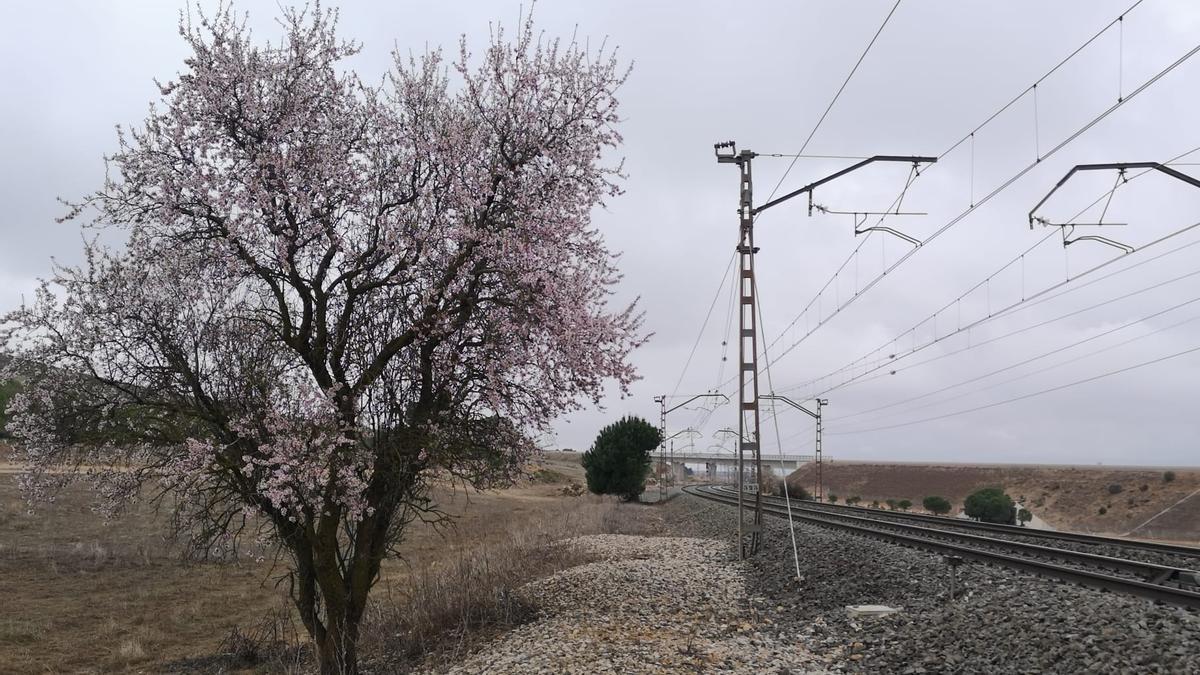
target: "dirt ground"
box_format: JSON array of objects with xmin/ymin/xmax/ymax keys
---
[
  {"xmin": 787, "ymin": 462, "xmax": 1200, "ymax": 541},
  {"xmin": 0, "ymin": 449, "xmax": 597, "ymax": 674}
]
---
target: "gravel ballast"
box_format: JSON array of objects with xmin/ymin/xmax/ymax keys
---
[
  {"xmin": 417, "ymin": 494, "xmax": 1198, "ymax": 673},
  {"xmin": 666, "ymin": 494, "xmax": 1200, "ymax": 674},
  {"xmin": 432, "ymin": 534, "xmax": 827, "ymax": 674}
]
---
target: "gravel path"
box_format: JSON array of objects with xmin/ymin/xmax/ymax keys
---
[
  {"xmin": 431, "ymin": 534, "xmax": 828, "ymax": 674},
  {"xmin": 667, "ymin": 495, "xmax": 1200, "ymax": 674}
]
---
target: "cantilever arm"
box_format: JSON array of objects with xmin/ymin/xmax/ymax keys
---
[
  {"xmin": 659, "ymin": 392, "xmax": 730, "ymax": 416},
  {"xmin": 1028, "ymin": 162, "xmax": 1200, "ymax": 228},
  {"xmin": 663, "ymin": 428, "xmax": 702, "ymax": 441},
  {"xmin": 761, "ymin": 394, "xmax": 822, "ymax": 420},
  {"xmin": 1065, "ymin": 235, "xmax": 1135, "ymax": 254},
  {"xmin": 714, "ymin": 427, "xmax": 746, "ymax": 441},
  {"xmin": 753, "ymin": 155, "xmax": 937, "ymax": 215},
  {"xmin": 856, "ymin": 225, "xmax": 922, "ymax": 246}
]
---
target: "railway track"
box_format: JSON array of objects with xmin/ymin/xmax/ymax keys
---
[
  {"xmin": 684, "ymin": 484, "xmax": 1200, "ymax": 609},
  {"xmin": 709, "ymin": 484, "xmax": 1200, "ymax": 560}
]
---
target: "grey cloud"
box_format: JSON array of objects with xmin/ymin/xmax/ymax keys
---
[{"xmin": 2, "ymin": 1, "xmax": 1197, "ymax": 465}]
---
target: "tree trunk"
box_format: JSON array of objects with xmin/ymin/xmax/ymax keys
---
[
  {"xmin": 303, "ymin": 520, "xmax": 385, "ymax": 674},
  {"xmin": 291, "ymin": 436, "xmax": 408, "ymax": 674},
  {"xmin": 315, "ymin": 619, "xmax": 359, "ymax": 675}
]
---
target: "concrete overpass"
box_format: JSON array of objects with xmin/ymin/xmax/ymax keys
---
[{"xmin": 657, "ymin": 451, "xmax": 815, "ymax": 482}]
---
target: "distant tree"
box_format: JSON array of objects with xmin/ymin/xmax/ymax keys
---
[
  {"xmin": 760, "ymin": 472, "xmax": 781, "ymax": 496},
  {"xmin": 777, "ymin": 477, "xmax": 811, "ymax": 500},
  {"xmin": 788, "ymin": 483, "xmax": 812, "ymax": 501},
  {"xmin": 1017, "ymin": 508, "xmax": 1032, "ymax": 526},
  {"xmin": 897, "ymin": 499, "xmax": 912, "ymax": 512},
  {"xmin": 923, "ymin": 496, "xmax": 952, "ymax": 515},
  {"xmin": 1164, "ymin": 471, "xmax": 1176, "ymax": 483},
  {"xmin": 885, "ymin": 498, "xmax": 898, "ymax": 511},
  {"xmin": 964, "ymin": 488, "xmax": 1016, "ymax": 524},
  {"xmin": 828, "ymin": 494, "xmax": 838, "ymax": 504},
  {"xmin": 582, "ymin": 416, "xmax": 661, "ymax": 502},
  {"xmin": 847, "ymin": 495, "xmax": 862, "ymax": 506}
]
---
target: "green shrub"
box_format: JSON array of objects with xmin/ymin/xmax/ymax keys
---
[
  {"xmin": 964, "ymin": 488, "xmax": 1016, "ymax": 524},
  {"xmin": 922, "ymin": 495, "xmax": 952, "ymax": 515},
  {"xmin": 1017, "ymin": 508, "xmax": 1032, "ymax": 526},
  {"xmin": 581, "ymin": 416, "xmax": 661, "ymax": 502},
  {"xmin": 885, "ymin": 498, "xmax": 897, "ymax": 510},
  {"xmin": 846, "ymin": 496, "xmax": 862, "ymax": 506},
  {"xmin": 827, "ymin": 494, "xmax": 838, "ymax": 504},
  {"xmin": 1098, "ymin": 506, "xmax": 1107, "ymax": 515},
  {"xmin": 1164, "ymin": 471, "xmax": 1176, "ymax": 483},
  {"xmin": 897, "ymin": 499, "xmax": 912, "ymax": 511},
  {"xmin": 1107, "ymin": 483, "xmax": 1123, "ymax": 495}
]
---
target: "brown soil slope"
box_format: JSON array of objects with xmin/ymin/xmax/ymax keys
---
[{"xmin": 786, "ymin": 462, "xmax": 1200, "ymax": 542}]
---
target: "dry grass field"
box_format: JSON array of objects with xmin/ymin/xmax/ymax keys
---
[
  {"xmin": 0, "ymin": 469, "xmax": 283, "ymax": 673},
  {"xmin": 0, "ymin": 448, "xmax": 648, "ymax": 673},
  {"xmin": 787, "ymin": 461, "xmax": 1200, "ymax": 541}
]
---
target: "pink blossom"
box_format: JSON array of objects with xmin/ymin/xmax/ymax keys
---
[{"xmin": 1, "ymin": 5, "xmax": 641, "ymax": 669}]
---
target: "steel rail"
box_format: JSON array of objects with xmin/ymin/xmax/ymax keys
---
[
  {"xmin": 685, "ymin": 485, "xmax": 1200, "ymax": 609},
  {"xmin": 711, "ymin": 485, "xmax": 1200, "ymax": 558},
  {"xmin": 710, "ymin": 488, "xmax": 1191, "ymax": 580}
]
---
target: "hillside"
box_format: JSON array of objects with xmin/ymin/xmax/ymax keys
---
[{"xmin": 786, "ymin": 462, "xmax": 1200, "ymax": 542}]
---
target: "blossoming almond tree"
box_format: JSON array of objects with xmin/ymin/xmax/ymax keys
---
[{"xmin": 1, "ymin": 6, "xmax": 641, "ymax": 673}]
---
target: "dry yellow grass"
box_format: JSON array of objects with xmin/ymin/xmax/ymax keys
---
[
  {"xmin": 0, "ymin": 450, "xmax": 648, "ymax": 673},
  {"xmin": 0, "ymin": 473, "xmax": 284, "ymax": 673}
]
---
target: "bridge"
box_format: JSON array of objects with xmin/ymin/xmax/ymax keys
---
[{"xmin": 657, "ymin": 451, "xmax": 815, "ymax": 482}]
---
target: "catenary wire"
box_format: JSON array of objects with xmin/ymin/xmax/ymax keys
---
[
  {"xmin": 755, "ymin": 38, "xmax": 1200, "ymax": 385},
  {"xmin": 828, "ymin": 342, "xmax": 1200, "ymax": 435},
  {"xmin": 737, "ymin": 2, "xmax": 1161, "ymax": 389},
  {"xmin": 785, "ymin": 142, "xmax": 1200, "ymax": 395},
  {"xmin": 669, "ymin": 250, "xmax": 737, "ymax": 398},
  {"xmin": 830, "ymin": 294, "xmax": 1200, "ymax": 423},
  {"xmin": 758, "ymin": 0, "xmax": 904, "ymax": 208},
  {"xmin": 797, "ymin": 220, "xmax": 1200, "ymax": 398}
]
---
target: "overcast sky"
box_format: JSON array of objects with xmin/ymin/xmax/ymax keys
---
[{"xmin": 3, "ymin": 1, "xmax": 1199, "ymax": 466}]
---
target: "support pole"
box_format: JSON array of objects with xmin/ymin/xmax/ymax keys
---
[
  {"xmin": 713, "ymin": 143, "xmax": 930, "ymax": 555},
  {"xmin": 761, "ymin": 394, "xmax": 828, "ymax": 501},
  {"xmin": 670, "ymin": 438, "xmax": 675, "ymax": 489},
  {"xmin": 718, "ymin": 143, "xmax": 764, "ymax": 558},
  {"xmin": 656, "ymin": 396, "xmax": 667, "ymax": 502},
  {"xmin": 654, "ymin": 394, "xmax": 726, "ymax": 501},
  {"xmin": 814, "ymin": 398, "xmax": 826, "ymax": 501}
]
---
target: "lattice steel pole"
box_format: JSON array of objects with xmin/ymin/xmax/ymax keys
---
[
  {"xmin": 814, "ymin": 398, "xmax": 827, "ymax": 501},
  {"xmin": 716, "ymin": 142, "xmax": 764, "ymax": 558},
  {"xmin": 654, "ymin": 395, "xmax": 667, "ymax": 501},
  {"xmin": 714, "ymin": 146, "xmax": 933, "ymax": 555}
]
